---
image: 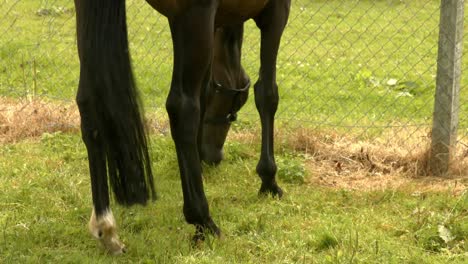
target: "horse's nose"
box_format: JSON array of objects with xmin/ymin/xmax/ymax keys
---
[{"xmin": 201, "ymin": 144, "xmax": 224, "ymax": 165}]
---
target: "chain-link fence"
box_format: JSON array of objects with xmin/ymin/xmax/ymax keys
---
[{"xmin": 1, "ymin": 0, "xmax": 467, "ymax": 172}]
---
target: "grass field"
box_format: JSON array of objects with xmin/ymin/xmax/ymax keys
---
[
  {"xmin": 1, "ymin": 0, "xmax": 468, "ymax": 263},
  {"xmin": 0, "ymin": 131, "xmax": 466, "ymax": 263}
]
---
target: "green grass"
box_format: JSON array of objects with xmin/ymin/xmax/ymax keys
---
[
  {"xmin": 1, "ymin": 0, "xmax": 467, "ymax": 134},
  {"xmin": 0, "ymin": 133, "xmax": 466, "ymax": 263}
]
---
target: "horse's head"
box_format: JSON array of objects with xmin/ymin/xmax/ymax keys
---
[
  {"xmin": 201, "ymin": 26, "xmax": 250, "ymax": 165},
  {"xmin": 201, "ymin": 78, "xmax": 250, "ymax": 165}
]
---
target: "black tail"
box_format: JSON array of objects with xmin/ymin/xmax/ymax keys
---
[{"xmin": 75, "ymin": 0, "xmax": 156, "ymax": 205}]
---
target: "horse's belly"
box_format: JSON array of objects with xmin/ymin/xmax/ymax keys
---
[
  {"xmin": 218, "ymin": 0, "xmax": 269, "ymax": 17},
  {"xmin": 145, "ymin": 0, "xmax": 182, "ymax": 17},
  {"xmin": 217, "ymin": 0, "xmax": 269, "ymax": 25},
  {"xmin": 145, "ymin": 0, "xmax": 269, "ymax": 23}
]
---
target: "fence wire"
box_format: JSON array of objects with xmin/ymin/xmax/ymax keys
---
[{"xmin": 0, "ymin": 0, "xmax": 467, "ymax": 162}]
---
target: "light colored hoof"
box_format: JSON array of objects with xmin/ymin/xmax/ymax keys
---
[
  {"xmin": 89, "ymin": 209, "xmax": 126, "ymax": 255},
  {"xmin": 100, "ymin": 237, "xmax": 126, "ymax": 255}
]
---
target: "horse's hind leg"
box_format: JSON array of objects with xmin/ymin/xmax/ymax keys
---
[
  {"xmin": 77, "ymin": 88, "xmax": 125, "ymax": 255},
  {"xmin": 75, "ymin": 0, "xmax": 154, "ymax": 254},
  {"xmin": 166, "ymin": 3, "xmax": 220, "ymax": 240},
  {"xmin": 254, "ymin": 1, "xmax": 291, "ymax": 197}
]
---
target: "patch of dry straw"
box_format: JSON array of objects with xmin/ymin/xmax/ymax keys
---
[
  {"xmin": 1, "ymin": 98, "xmax": 466, "ymax": 194},
  {"xmin": 0, "ymin": 97, "xmax": 79, "ymax": 143},
  {"xmin": 229, "ymin": 126, "xmax": 467, "ymax": 195}
]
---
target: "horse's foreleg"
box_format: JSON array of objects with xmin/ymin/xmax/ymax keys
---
[
  {"xmin": 254, "ymin": 1, "xmax": 291, "ymax": 197},
  {"xmin": 166, "ymin": 3, "xmax": 220, "ymax": 242}
]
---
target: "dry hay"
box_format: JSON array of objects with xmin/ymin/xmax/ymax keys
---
[
  {"xmin": 229, "ymin": 126, "xmax": 468, "ymax": 195},
  {"xmin": 1, "ymin": 97, "xmax": 467, "ymax": 194},
  {"xmin": 0, "ymin": 97, "xmax": 79, "ymax": 143},
  {"xmin": 0, "ymin": 97, "xmax": 170, "ymax": 142}
]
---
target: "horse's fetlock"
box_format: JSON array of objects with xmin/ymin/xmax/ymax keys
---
[
  {"xmin": 257, "ymin": 158, "xmax": 277, "ymax": 180},
  {"xmin": 184, "ymin": 203, "xmax": 209, "ymax": 226}
]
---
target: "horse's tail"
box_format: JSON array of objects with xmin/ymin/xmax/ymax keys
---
[{"xmin": 76, "ymin": 0, "xmax": 156, "ymax": 205}]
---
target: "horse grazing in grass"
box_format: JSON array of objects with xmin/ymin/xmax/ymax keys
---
[{"xmin": 74, "ymin": 0, "xmax": 290, "ymax": 254}]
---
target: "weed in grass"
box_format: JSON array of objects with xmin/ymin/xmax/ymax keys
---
[
  {"xmin": 277, "ymin": 153, "xmax": 306, "ymax": 185},
  {"xmin": 315, "ymin": 233, "xmax": 339, "ymax": 252}
]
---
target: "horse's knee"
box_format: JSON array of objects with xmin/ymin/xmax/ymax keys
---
[
  {"xmin": 254, "ymin": 81, "xmax": 279, "ymax": 114},
  {"xmin": 167, "ymin": 90, "xmax": 200, "ymax": 118},
  {"xmin": 166, "ymin": 91, "xmax": 201, "ymax": 143},
  {"xmin": 165, "ymin": 90, "xmax": 181, "ymax": 120}
]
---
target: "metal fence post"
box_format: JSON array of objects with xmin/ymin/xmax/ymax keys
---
[{"xmin": 430, "ymin": 0, "xmax": 464, "ymax": 175}]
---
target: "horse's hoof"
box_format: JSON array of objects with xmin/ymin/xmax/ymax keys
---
[
  {"xmin": 259, "ymin": 183, "xmax": 283, "ymax": 198},
  {"xmin": 98, "ymin": 233, "xmax": 126, "ymax": 255},
  {"xmin": 89, "ymin": 209, "xmax": 126, "ymax": 255},
  {"xmin": 106, "ymin": 242, "xmax": 126, "ymax": 255},
  {"xmin": 192, "ymin": 218, "xmax": 221, "ymax": 244}
]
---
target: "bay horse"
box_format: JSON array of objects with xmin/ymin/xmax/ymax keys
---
[{"xmin": 74, "ymin": 0, "xmax": 290, "ymax": 254}]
